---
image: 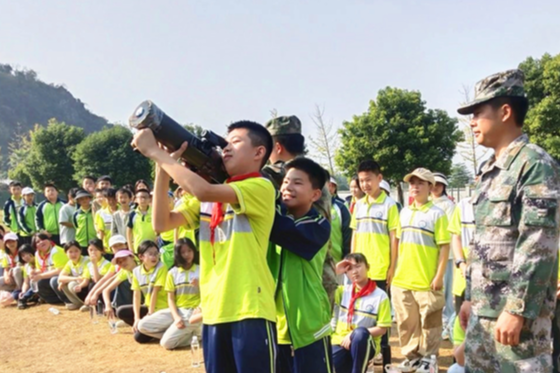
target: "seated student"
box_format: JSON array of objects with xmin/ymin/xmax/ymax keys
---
[
  {"xmin": 448, "ymin": 317, "xmax": 465, "ymax": 373},
  {"xmin": 0, "ymin": 232, "xmax": 23, "ymax": 292},
  {"xmin": 101, "ymin": 248, "xmax": 138, "ymax": 317},
  {"xmin": 127, "ymin": 189, "xmax": 156, "ymax": 253},
  {"xmin": 95, "ymin": 188, "xmax": 119, "ymax": 251},
  {"xmin": 87, "ymin": 235, "xmax": 132, "ymax": 309},
  {"xmin": 35, "ymin": 183, "xmax": 64, "ymax": 245},
  {"xmin": 332, "ymin": 253, "xmax": 392, "ymax": 373},
  {"xmin": 73, "ymin": 190, "xmax": 97, "ymax": 254},
  {"xmin": 57, "ymin": 241, "xmax": 90, "ymax": 310},
  {"xmin": 29, "ymin": 233, "xmax": 69, "ymax": 304},
  {"xmin": 18, "ymin": 187, "xmax": 38, "ymax": 245},
  {"xmin": 16, "ymin": 244, "xmax": 40, "ymax": 309},
  {"xmin": 268, "ymin": 158, "xmax": 333, "ymax": 373},
  {"xmin": 138, "ymin": 238, "xmax": 201, "ymax": 350},
  {"xmin": 83, "ymin": 238, "xmax": 112, "ymax": 287},
  {"xmin": 111, "ymin": 188, "xmax": 133, "ymax": 238},
  {"xmin": 116, "ymin": 240, "xmax": 168, "ymax": 343}
]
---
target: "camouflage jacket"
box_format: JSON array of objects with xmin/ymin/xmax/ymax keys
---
[{"xmin": 466, "ymin": 134, "xmax": 560, "ymax": 320}]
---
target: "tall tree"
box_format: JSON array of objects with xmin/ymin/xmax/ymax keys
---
[
  {"xmin": 309, "ymin": 105, "xmax": 338, "ymax": 175},
  {"xmin": 520, "ymin": 53, "xmax": 560, "ymax": 161},
  {"xmin": 336, "ymin": 87, "xmax": 461, "ymax": 203},
  {"xmin": 448, "ymin": 163, "xmax": 473, "ymax": 188},
  {"xmin": 73, "ymin": 125, "xmax": 152, "ymax": 187},
  {"xmin": 456, "ymin": 86, "xmax": 488, "ymax": 175},
  {"xmin": 8, "ymin": 119, "xmax": 85, "ymax": 191}
]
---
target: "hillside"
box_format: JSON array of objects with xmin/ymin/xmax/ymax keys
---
[{"xmin": 0, "ymin": 63, "xmax": 109, "ymax": 173}]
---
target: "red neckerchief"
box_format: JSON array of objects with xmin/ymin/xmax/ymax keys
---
[
  {"xmin": 209, "ymin": 172, "xmax": 262, "ymax": 261},
  {"xmin": 39, "ymin": 248, "xmax": 51, "ymax": 273},
  {"xmin": 347, "ymin": 279, "xmax": 377, "ymax": 327},
  {"xmin": 349, "ymin": 199, "xmax": 356, "ymax": 214},
  {"xmin": 8, "ymin": 250, "xmax": 18, "ymax": 268}
]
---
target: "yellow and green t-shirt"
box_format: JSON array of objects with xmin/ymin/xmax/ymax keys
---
[
  {"xmin": 131, "ymin": 261, "xmax": 168, "ymax": 311},
  {"xmin": 392, "ymin": 201, "xmax": 450, "ymax": 291},
  {"xmin": 176, "ymin": 176, "xmax": 276, "ymax": 324},
  {"xmin": 165, "ymin": 265, "xmax": 201, "ymax": 309},
  {"xmin": 128, "ymin": 207, "xmax": 157, "ymax": 253},
  {"xmin": 35, "ymin": 246, "xmax": 69, "ymax": 272},
  {"xmin": 449, "ymin": 199, "xmax": 475, "ymax": 297},
  {"xmin": 1, "ymin": 251, "xmax": 19, "ymax": 269},
  {"xmin": 452, "ymin": 316, "xmax": 465, "ymax": 346},
  {"xmin": 351, "ymin": 191, "xmax": 399, "ymax": 280},
  {"xmin": 61, "ymin": 256, "xmax": 90, "ymax": 277},
  {"xmin": 95, "ymin": 207, "xmax": 117, "ymax": 250},
  {"xmin": 83, "ymin": 257, "xmax": 113, "ymax": 280}
]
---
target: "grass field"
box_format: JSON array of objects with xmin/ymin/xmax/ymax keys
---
[{"xmin": 0, "ymin": 303, "xmax": 454, "ymax": 373}]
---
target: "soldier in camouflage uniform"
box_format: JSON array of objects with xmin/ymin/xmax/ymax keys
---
[
  {"xmin": 457, "ymin": 69, "xmax": 560, "ymax": 373},
  {"xmin": 262, "ymin": 115, "xmax": 338, "ymax": 308}
]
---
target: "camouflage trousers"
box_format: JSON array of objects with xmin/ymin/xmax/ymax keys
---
[{"xmin": 465, "ymin": 313, "xmax": 552, "ymax": 373}]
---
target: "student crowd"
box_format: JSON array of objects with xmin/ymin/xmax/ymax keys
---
[{"xmin": 1, "ymin": 69, "xmax": 559, "ymax": 373}]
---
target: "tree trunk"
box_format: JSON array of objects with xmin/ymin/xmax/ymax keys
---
[{"xmin": 397, "ymin": 182, "xmax": 405, "ymax": 206}]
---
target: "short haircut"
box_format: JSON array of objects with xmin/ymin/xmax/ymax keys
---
[
  {"xmin": 135, "ymin": 188, "xmax": 151, "ymax": 197},
  {"xmin": 102, "ymin": 188, "xmax": 117, "ymax": 199},
  {"xmin": 18, "ymin": 244, "xmax": 35, "ymax": 264},
  {"xmin": 135, "ymin": 179, "xmax": 151, "ymax": 192},
  {"xmin": 357, "ymin": 160, "xmax": 381, "ymax": 175},
  {"xmin": 97, "ymin": 175, "xmax": 113, "ymax": 184},
  {"xmin": 272, "ymin": 134, "xmax": 305, "ymax": 156},
  {"xmin": 68, "ymin": 187, "xmax": 80, "ymax": 199},
  {"xmin": 63, "ymin": 240, "xmax": 82, "ymax": 253},
  {"xmin": 173, "ymin": 238, "xmax": 198, "ymax": 268},
  {"xmin": 32, "ymin": 233, "xmax": 51, "ymax": 249},
  {"xmin": 83, "ymin": 175, "xmax": 96, "ymax": 182},
  {"xmin": 344, "ymin": 252, "xmax": 370, "ymax": 268},
  {"xmin": 9, "ymin": 181, "xmax": 22, "ymax": 188},
  {"xmin": 487, "ymin": 96, "xmax": 529, "ymax": 127},
  {"xmin": 117, "ymin": 187, "xmax": 133, "ymax": 198},
  {"xmin": 88, "ymin": 238, "xmax": 105, "ymax": 252},
  {"xmin": 285, "ymin": 157, "xmax": 327, "ymax": 190},
  {"xmin": 137, "ymin": 240, "xmax": 158, "ymax": 256},
  {"xmin": 44, "ymin": 182, "xmax": 58, "ymax": 191},
  {"xmin": 227, "ymin": 120, "xmax": 273, "ymax": 168}
]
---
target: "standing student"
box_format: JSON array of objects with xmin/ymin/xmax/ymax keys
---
[
  {"xmin": 96, "ymin": 175, "xmax": 113, "ymax": 190},
  {"xmin": 17, "ymin": 187, "xmax": 37, "ymax": 245},
  {"xmin": 73, "ymin": 190, "xmax": 96, "ymax": 253},
  {"xmin": 391, "ymin": 168, "xmax": 450, "ymax": 373},
  {"xmin": 268, "ymin": 158, "xmax": 333, "ymax": 373},
  {"xmin": 57, "ymin": 241, "xmax": 90, "ymax": 310},
  {"xmin": 352, "ymin": 160, "xmax": 399, "ymax": 366},
  {"xmin": 332, "ymin": 253, "xmax": 392, "ymax": 373},
  {"xmin": 29, "ymin": 233, "xmax": 69, "ymax": 304},
  {"xmin": 35, "ymin": 183, "xmax": 64, "ymax": 245},
  {"xmin": 59, "ymin": 188, "xmax": 78, "ymax": 245},
  {"xmin": 134, "ymin": 120, "xmax": 277, "ymax": 373},
  {"xmin": 111, "ymin": 188, "xmax": 133, "ymax": 238},
  {"xmin": 346, "ymin": 175, "xmax": 364, "ymax": 215},
  {"xmin": 116, "ymin": 240, "xmax": 169, "ymax": 343},
  {"xmin": 431, "ymin": 172, "xmax": 456, "ymax": 339},
  {"xmin": 16, "ymin": 244, "xmax": 39, "ymax": 309},
  {"xmin": 138, "ymin": 238, "xmax": 201, "ymax": 350},
  {"xmin": 82, "ymin": 175, "xmax": 96, "ymax": 194},
  {"xmin": 0, "ymin": 232, "xmax": 23, "ymax": 292},
  {"xmin": 95, "ymin": 188, "xmax": 119, "ymax": 250},
  {"xmin": 127, "ymin": 189, "xmax": 156, "ymax": 253},
  {"xmin": 3, "ymin": 181, "xmax": 24, "ymax": 236}
]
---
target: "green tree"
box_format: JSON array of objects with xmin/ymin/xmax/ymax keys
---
[
  {"xmin": 9, "ymin": 119, "xmax": 85, "ymax": 191},
  {"xmin": 448, "ymin": 163, "xmax": 473, "ymax": 188},
  {"xmin": 335, "ymin": 87, "xmax": 461, "ymax": 203},
  {"xmin": 73, "ymin": 125, "xmax": 153, "ymax": 188},
  {"xmin": 520, "ymin": 53, "xmax": 560, "ymax": 160}
]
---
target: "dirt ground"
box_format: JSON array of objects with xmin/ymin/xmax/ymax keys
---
[{"xmin": 0, "ymin": 303, "xmax": 454, "ymax": 373}]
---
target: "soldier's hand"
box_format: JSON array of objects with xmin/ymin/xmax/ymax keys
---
[
  {"xmin": 495, "ymin": 311, "xmax": 524, "ymax": 346},
  {"xmin": 459, "ymin": 301, "xmax": 471, "ymax": 330}
]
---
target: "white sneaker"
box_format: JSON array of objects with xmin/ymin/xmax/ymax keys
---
[
  {"xmin": 115, "ymin": 320, "xmax": 128, "ymax": 328},
  {"xmin": 398, "ymin": 358, "xmax": 421, "ymax": 372},
  {"xmin": 79, "ymin": 305, "xmax": 90, "ymax": 312},
  {"xmin": 415, "ymin": 358, "xmax": 432, "ymax": 373}
]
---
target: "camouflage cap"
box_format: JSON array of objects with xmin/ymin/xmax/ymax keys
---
[
  {"xmin": 457, "ymin": 69, "xmax": 526, "ymax": 115},
  {"xmin": 265, "ymin": 115, "xmax": 302, "ymax": 136}
]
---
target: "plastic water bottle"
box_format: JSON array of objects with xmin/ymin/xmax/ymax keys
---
[
  {"xmin": 48, "ymin": 307, "xmax": 60, "ymax": 315},
  {"xmin": 191, "ymin": 335, "xmax": 201, "ymax": 368},
  {"xmin": 108, "ymin": 317, "xmax": 118, "ymax": 334},
  {"xmin": 429, "ymin": 354, "xmax": 438, "ymax": 373},
  {"xmin": 30, "ymin": 280, "xmax": 39, "ymax": 292}
]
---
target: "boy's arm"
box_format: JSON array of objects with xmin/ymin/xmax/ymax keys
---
[
  {"xmin": 35, "ymin": 203, "xmax": 45, "ymax": 231},
  {"xmin": 102, "ymin": 275, "xmax": 122, "ymax": 313},
  {"xmin": 339, "ymin": 203, "xmax": 352, "ymax": 258},
  {"xmin": 59, "ymin": 207, "xmax": 73, "ymax": 228},
  {"xmin": 126, "ymin": 227, "xmax": 134, "ymax": 253},
  {"xmin": 133, "ymin": 132, "xmax": 238, "ymax": 204},
  {"xmin": 152, "ymin": 166, "xmax": 189, "ymax": 233},
  {"xmin": 431, "ymin": 244, "xmax": 450, "ymax": 291},
  {"xmin": 2, "ymin": 200, "xmax": 10, "ymax": 226},
  {"xmin": 269, "ymin": 205, "xmax": 331, "ymax": 261},
  {"xmin": 387, "ymin": 230, "xmax": 398, "ymax": 286},
  {"xmin": 18, "ymin": 207, "xmax": 31, "ymax": 234}
]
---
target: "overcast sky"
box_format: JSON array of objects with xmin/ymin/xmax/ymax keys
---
[{"xmin": 2, "ymin": 0, "xmax": 559, "ymax": 152}]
